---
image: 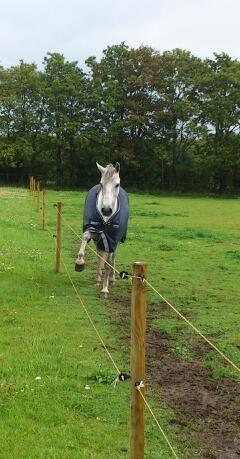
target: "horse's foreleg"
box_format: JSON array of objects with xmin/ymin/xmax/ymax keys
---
[
  {"xmin": 75, "ymin": 230, "xmax": 91, "ymax": 272},
  {"xmin": 101, "ymin": 252, "xmax": 112, "ymax": 298},
  {"xmin": 96, "ymin": 250, "xmax": 106, "ymax": 286}
]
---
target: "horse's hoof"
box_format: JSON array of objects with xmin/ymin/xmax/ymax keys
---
[
  {"xmin": 96, "ymin": 282, "xmax": 101, "ymax": 287},
  {"xmin": 101, "ymin": 291, "xmax": 109, "ymax": 299},
  {"xmin": 75, "ymin": 263, "xmax": 85, "ymax": 272}
]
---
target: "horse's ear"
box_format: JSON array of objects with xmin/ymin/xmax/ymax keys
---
[
  {"xmin": 115, "ymin": 162, "xmax": 120, "ymax": 173},
  {"xmin": 96, "ymin": 162, "xmax": 105, "ymax": 175}
]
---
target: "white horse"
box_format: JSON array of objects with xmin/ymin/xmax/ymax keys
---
[{"xmin": 75, "ymin": 162, "xmax": 129, "ymax": 298}]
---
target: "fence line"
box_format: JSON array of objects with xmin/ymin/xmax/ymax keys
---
[
  {"xmin": 24, "ymin": 181, "xmax": 240, "ymax": 456},
  {"xmin": 47, "ymin": 194, "xmax": 180, "ymax": 458},
  {"xmin": 2, "ymin": 180, "xmax": 181, "ymax": 458},
  {"xmin": 56, "ymin": 209, "xmax": 240, "ymax": 375}
]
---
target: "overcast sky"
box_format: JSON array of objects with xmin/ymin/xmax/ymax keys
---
[{"xmin": 1, "ymin": 0, "xmax": 239, "ymax": 68}]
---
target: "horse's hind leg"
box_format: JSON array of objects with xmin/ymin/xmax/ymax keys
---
[
  {"xmin": 109, "ymin": 252, "xmax": 116, "ymax": 286},
  {"xmin": 101, "ymin": 252, "xmax": 112, "ymax": 298},
  {"xmin": 75, "ymin": 230, "xmax": 91, "ymax": 271},
  {"xmin": 96, "ymin": 250, "xmax": 106, "ymax": 286}
]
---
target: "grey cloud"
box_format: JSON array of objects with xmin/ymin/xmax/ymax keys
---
[{"xmin": 0, "ymin": 0, "xmax": 239, "ymax": 68}]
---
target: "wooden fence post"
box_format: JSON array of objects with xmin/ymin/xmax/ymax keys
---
[
  {"xmin": 29, "ymin": 176, "xmax": 33, "ymax": 192},
  {"xmin": 130, "ymin": 261, "xmax": 148, "ymax": 459},
  {"xmin": 33, "ymin": 178, "xmax": 36, "ymax": 199},
  {"xmin": 30, "ymin": 176, "xmax": 34, "ymax": 194},
  {"xmin": 55, "ymin": 202, "xmax": 62, "ymax": 272},
  {"xmin": 41, "ymin": 190, "xmax": 46, "ymax": 230},
  {"xmin": 37, "ymin": 181, "xmax": 40, "ymax": 211}
]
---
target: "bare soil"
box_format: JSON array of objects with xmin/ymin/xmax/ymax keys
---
[{"xmin": 109, "ymin": 293, "xmax": 240, "ymax": 459}]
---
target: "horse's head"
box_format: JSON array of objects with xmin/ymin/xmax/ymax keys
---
[{"xmin": 96, "ymin": 162, "xmax": 120, "ymax": 217}]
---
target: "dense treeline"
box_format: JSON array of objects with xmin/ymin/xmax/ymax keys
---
[{"xmin": 1, "ymin": 43, "xmax": 240, "ymax": 192}]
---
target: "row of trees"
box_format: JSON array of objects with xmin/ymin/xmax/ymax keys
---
[{"xmin": 1, "ymin": 44, "xmax": 240, "ymax": 192}]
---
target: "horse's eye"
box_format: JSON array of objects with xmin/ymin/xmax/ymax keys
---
[{"xmin": 115, "ymin": 184, "xmax": 120, "ymax": 189}]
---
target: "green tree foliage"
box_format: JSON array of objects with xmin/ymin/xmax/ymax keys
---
[
  {"xmin": 43, "ymin": 53, "xmax": 87, "ymax": 186},
  {"xmin": 0, "ymin": 61, "xmax": 43, "ymax": 181},
  {"xmin": 0, "ymin": 46, "xmax": 240, "ymax": 192},
  {"xmin": 198, "ymin": 53, "xmax": 240, "ymax": 191},
  {"xmin": 152, "ymin": 49, "xmax": 206, "ymax": 188}
]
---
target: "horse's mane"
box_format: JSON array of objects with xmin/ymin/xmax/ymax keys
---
[{"xmin": 104, "ymin": 164, "xmax": 116, "ymax": 179}]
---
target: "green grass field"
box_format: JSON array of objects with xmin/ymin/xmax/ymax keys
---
[{"xmin": 0, "ymin": 187, "xmax": 239, "ymax": 458}]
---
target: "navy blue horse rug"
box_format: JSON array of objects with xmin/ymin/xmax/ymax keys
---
[{"xmin": 83, "ymin": 184, "xmax": 129, "ymax": 253}]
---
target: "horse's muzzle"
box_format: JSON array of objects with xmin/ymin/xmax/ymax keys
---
[
  {"xmin": 75, "ymin": 263, "xmax": 85, "ymax": 272},
  {"xmin": 101, "ymin": 207, "xmax": 112, "ymax": 217}
]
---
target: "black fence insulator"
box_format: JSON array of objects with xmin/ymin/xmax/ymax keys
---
[
  {"xmin": 138, "ymin": 274, "xmax": 145, "ymax": 283},
  {"xmin": 118, "ymin": 372, "xmax": 130, "ymax": 382},
  {"xmin": 119, "ymin": 270, "xmax": 130, "ymax": 279},
  {"xmin": 134, "ymin": 380, "xmax": 144, "ymax": 388}
]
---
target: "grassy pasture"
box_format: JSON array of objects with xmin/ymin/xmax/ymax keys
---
[{"xmin": 0, "ymin": 187, "xmax": 239, "ymax": 458}]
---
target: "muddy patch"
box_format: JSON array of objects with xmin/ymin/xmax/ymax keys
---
[
  {"xmin": 146, "ymin": 329, "xmax": 240, "ymax": 458},
  {"xmin": 109, "ymin": 294, "xmax": 240, "ymax": 459}
]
